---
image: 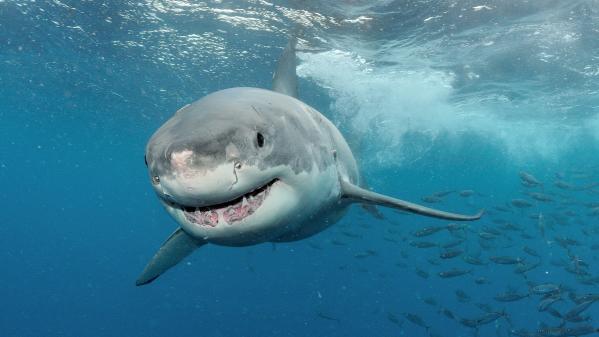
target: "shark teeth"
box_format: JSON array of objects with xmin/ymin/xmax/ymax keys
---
[{"xmin": 180, "ymin": 179, "xmax": 276, "ymax": 227}]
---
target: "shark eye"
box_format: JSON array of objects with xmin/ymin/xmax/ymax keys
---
[
  {"xmin": 256, "ymin": 132, "xmax": 265, "ymax": 148},
  {"xmin": 152, "ymin": 175, "xmax": 160, "ymax": 184}
]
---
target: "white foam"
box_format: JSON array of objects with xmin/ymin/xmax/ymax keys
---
[{"xmin": 297, "ymin": 47, "xmax": 589, "ymax": 166}]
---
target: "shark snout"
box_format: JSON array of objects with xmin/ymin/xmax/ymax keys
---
[
  {"xmin": 167, "ymin": 146, "xmax": 240, "ymax": 176},
  {"xmin": 170, "ymin": 149, "xmax": 194, "ymax": 173},
  {"xmin": 158, "ymin": 155, "xmax": 240, "ymax": 207}
]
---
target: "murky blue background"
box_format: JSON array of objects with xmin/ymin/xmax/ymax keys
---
[{"xmin": 2, "ymin": 1, "xmax": 599, "ymax": 336}]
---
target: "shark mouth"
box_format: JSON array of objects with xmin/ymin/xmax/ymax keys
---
[{"xmin": 173, "ymin": 179, "xmax": 278, "ymax": 227}]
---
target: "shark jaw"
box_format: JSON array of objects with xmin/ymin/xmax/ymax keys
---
[{"xmin": 162, "ymin": 178, "xmax": 279, "ymax": 228}]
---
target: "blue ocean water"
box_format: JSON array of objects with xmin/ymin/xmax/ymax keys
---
[{"xmin": 1, "ymin": 1, "xmax": 599, "ymax": 336}]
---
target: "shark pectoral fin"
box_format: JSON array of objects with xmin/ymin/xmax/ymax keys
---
[
  {"xmin": 136, "ymin": 228, "xmax": 206, "ymax": 286},
  {"xmin": 340, "ymin": 180, "xmax": 484, "ymax": 221},
  {"xmin": 272, "ymin": 33, "xmax": 298, "ymax": 98}
]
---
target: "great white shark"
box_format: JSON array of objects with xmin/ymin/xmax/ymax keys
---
[{"xmin": 136, "ymin": 37, "xmax": 483, "ymax": 286}]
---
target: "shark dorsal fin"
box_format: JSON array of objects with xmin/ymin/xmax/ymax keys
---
[{"xmin": 272, "ymin": 35, "xmax": 298, "ymax": 98}]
